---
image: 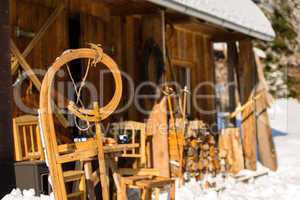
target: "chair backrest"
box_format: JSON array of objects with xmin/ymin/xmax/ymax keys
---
[
  {"xmin": 111, "ymin": 121, "xmax": 146, "ymax": 166},
  {"xmin": 13, "ymin": 115, "xmax": 44, "ymax": 161}
]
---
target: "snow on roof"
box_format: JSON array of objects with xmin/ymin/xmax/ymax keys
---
[{"xmin": 147, "ymin": 0, "xmax": 275, "ymax": 41}]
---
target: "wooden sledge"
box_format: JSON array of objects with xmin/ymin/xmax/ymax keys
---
[{"xmin": 39, "ymin": 45, "xmax": 132, "ymax": 200}]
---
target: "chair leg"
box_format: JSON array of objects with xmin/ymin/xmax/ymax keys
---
[
  {"xmin": 119, "ymin": 179, "xmax": 128, "ymax": 200},
  {"xmin": 155, "ymin": 188, "xmax": 160, "ymax": 200},
  {"xmin": 141, "ymin": 188, "xmax": 151, "ymax": 200},
  {"xmin": 73, "ymin": 161, "xmax": 83, "ymax": 193},
  {"xmin": 84, "ymin": 161, "xmax": 96, "ymax": 200},
  {"xmin": 170, "ymin": 183, "xmax": 176, "ymax": 200},
  {"xmin": 79, "ymin": 175, "xmax": 86, "ymax": 200}
]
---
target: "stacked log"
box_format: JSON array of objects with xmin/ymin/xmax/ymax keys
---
[{"xmin": 183, "ymin": 121, "xmax": 220, "ymax": 180}]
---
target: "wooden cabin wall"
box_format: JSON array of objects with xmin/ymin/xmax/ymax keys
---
[
  {"xmin": 9, "ymin": 0, "xmax": 151, "ymax": 125},
  {"xmin": 10, "ymin": 1, "xmax": 117, "ymax": 111},
  {"xmin": 79, "ymin": 13, "xmax": 114, "ymax": 121},
  {"xmin": 9, "ymin": 0, "xmax": 121, "ymax": 142},
  {"xmin": 10, "ymin": 0, "xmax": 68, "ymax": 118},
  {"xmin": 123, "ymin": 16, "xmax": 142, "ymax": 121},
  {"xmin": 166, "ymin": 27, "xmax": 216, "ymax": 124},
  {"xmin": 10, "ymin": 0, "xmax": 217, "ymax": 126},
  {"xmin": 119, "ymin": 14, "xmax": 164, "ymax": 122}
]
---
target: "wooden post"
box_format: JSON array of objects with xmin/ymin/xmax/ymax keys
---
[
  {"xmin": 227, "ymin": 42, "xmax": 239, "ymax": 124},
  {"xmin": 203, "ymin": 37, "xmax": 217, "ymax": 124},
  {"xmin": 94, "ymin": 103, "xmax": 109, "ymax": 200},
  {"xmin": 238, "ymin": 40, "xmax": 258, "ymax": 170},
  {"xmin": 0, "ymin": 0, "xmax": 16, "ymax": 196},
  {"xmin": 238, "ymin": 40, "xmax": 257, "ymax": 104}
]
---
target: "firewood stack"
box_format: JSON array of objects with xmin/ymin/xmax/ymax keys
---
[{"xmin": 183, "ymin": 121, "xmax": 220, "ymax": 180}]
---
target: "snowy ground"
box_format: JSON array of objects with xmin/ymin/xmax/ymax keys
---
[
  {"xmin": 176, "ymin": 98, "xmax": 300, "ymax": 200},
  {"xmin": 2, "ymin": 98, "xmax": 300, "ymax": 200}
]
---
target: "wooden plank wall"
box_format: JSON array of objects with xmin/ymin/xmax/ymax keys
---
[
  {"xmin": 10, "ymin": 0, "xmax": 217, "ymax": 132},
  {"xmin": 9, "ymin": 0, "xmax": 145, "ymax": 131},
  {"xmin": 167, "ymin": 28, "xmax": 216, "ymax": 124},
  {"xmin": 10, "ymin": 0, "xmax": 68, "ymax": 117}
]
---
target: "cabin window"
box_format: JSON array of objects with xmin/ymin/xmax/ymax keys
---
[
  {"xmin": 175, "ymin": 66, "xmax": 190, "ymax": 89},
  {"xmin": 172, "ymin": 59, "xmax": 193, "ymax": 116}
]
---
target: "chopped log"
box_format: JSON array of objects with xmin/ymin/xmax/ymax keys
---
[{"xmin": 219, "ymin": 128, "xmax": 244, "ymax": 173}]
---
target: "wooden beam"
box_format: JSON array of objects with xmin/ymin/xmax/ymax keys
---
[
  {"xmin": 212, "ymin": 34, "xmax": 249, "ymax": 42},
  {"xmin": 170, "ymin": 15, "xmax": 248, "ymax": 41},
  {"xmin": 20, "ymin": 0, "xmax": 109, "ymax": 21},
  {"xmin": 174, "ymin": 22, "xmax": 219, "ymax": 37},
  {"xmin": 238, "ymin": 40, "xmax": 258, "ymax": 170},
  {"xmin": 110, "ymin": 4, "xmax": 158, "ymax": 16},
  {"xmin": 10, "ymin": 39, "xmax": 41, "ymax": 89},
  {"xmin": 11, "ymin": 4, "xmax": 64, "ymax": 75},
  {"xmin": 10, "ymin": 39, "xmax": 69, "ymax": 127},
  {"xmin": 241, "ymin": 101, "xmax": 257, "ymax": 170},
  {"xmin": 238, "ymin": 40, "xmax": 258, "ymax": 104},
  {"xmin": 227, "ymin": 42, "xmax": 239, "ymax": 116},
  {"xmin": 0, "ymin": 0, "xmax": 16, "ymax": 195}
]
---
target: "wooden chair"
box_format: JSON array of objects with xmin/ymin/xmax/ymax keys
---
[
  {"xmin": 111, "ymin": 121, "xmax": 147, "ymax": 167},
  {"xmin": 13, "ymin": 115, "xmax": 87, "ymax": 199},
  {"xmin": 13, "ymin": 115, "xmax": 44, "ymax": 161}
]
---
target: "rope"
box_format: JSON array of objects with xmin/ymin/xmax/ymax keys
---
[
  {"xmin": 40, "ymin": 47, "xmax": 123, "ymax": 134},
  {"xmin": 66, "ymin": 58, "xmax": 93, "ymax": 132}
]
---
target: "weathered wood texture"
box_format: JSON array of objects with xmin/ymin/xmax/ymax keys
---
[
  {"xmin": 254, "ymin": 53, "xmax": 277, "ymax": 171},
  {"xmin": 238, "ymin": 40, "xmax": 258, "ymax": 171},
  {"xmin": 227, "ymin": 42, "xmax": 239, "ymax": 114},
  {"xmin": 0, "ymin": 0, "xmax": 16, "ymax": 196},
  {"xmin": 80, "ymin": 13, "xmax": 114, "ymax": 114},
  {"xmin": 238, "ymin": 40, "xmax": 258, "ymax": 104},
  {"xmin": 146, "ymin": 97, "xmax": 170, "ymax": 177},
  {"xmin": 18, "ymin": 0, "xmax": 110, "ymax": 20},
  {"xmin": 10, "ymin": 0, "xmax": 122, "ymax": 143},
  {"xmin": 140, "ymin": 15, "xmax": 164, "ymax": 118},
  {"xmin": 124, "ymin": 16, "xmax": 141, "ymax": 120},
  {"xmin": 241, "ymin": 102, "xmax": 257, "ymax": 170},
  {"xmin": 10, "ymin": 0, "xmax": 218, "ymax": 124},
  {"xmin": 256, "ymin": 92, "xmax": 278, "ymax": 171},
  {"xmin": 10, "ymin": 0, "xmax": 68, "ymax": 118},
  {"xmin": 166, "ymin": 27, "xmax": 216, "ymax": 124},
  {"xmin": 219, "ymin": 128, "xmax": 244, "ymax": 173}
]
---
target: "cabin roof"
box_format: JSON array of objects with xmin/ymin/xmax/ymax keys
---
[{"xmin": 147, "ymin": 0, "xmax": 275, "ymax": 41}]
